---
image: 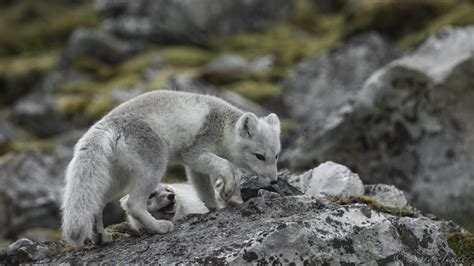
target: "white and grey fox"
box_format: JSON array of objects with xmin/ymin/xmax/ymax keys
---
[
  {"xmin": 119, "ymin": 181, "xmax": 243, "ymax": 231},
  {"xmin": 61, "ymin": 90, "xmax": 281, "ymax": 246}
]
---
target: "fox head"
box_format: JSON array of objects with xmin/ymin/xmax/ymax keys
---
[{"xmin": 233, "ymin": 112, "xmax": 281, "ymax": 183}]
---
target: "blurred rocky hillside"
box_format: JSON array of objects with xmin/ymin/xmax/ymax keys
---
[{"xmin": 0, "ymin": 0, "xmax": 474, "ymax": 258}]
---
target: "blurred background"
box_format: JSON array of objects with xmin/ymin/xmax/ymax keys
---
[{"xmin": 0, "ymin": 0, "xmax": 473, "ymax": 248}]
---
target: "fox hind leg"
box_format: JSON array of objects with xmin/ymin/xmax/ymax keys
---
[
  {"xmin": 117, "ymin": 120, "xmax": 174, "ymax": 234},
  {"xmin": 92, "ymin": 212, "xmax": 112, "ymax": 245}
]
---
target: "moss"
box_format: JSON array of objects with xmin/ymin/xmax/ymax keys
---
[
  {"xmin": 0, "ymin": 0, "xmax": 101, "ymax": 56},
  {"xmin": 70, "ymin": 57, "xmax": 116, "ymax": 81},
  {"xmin": 281, "ymin": 119, "xmax": 298, "ymax": 134},
  {"xmin": 84, "ymin": 93, "xmax": 119, "ymax": 121},
  {"xmin": 446, "ymin": 233, "xmax": 474, "ymax": 260},
  {"xmin": 289, "ymin": 0, "xmax": 344, "ymax": 35},
  {"xmin": 106, "ymin": 222, "xmax": 140, "ymax": 239},
  {"xmin": 8, "ymin": 138, "xmax": 56, "ymax": 154},
  {"xmin": 334, "ymin": 195, "xmax": 416, "ymax": 217},
  {"xmin": 343, "ymin": 0, "xmax": 458, "ymax": 39},
  {"xmin": 0, "ymin": 53, "xmax": 57, "ymax": 104},
  {"xmin": 210, "ymin": 23, "xmax": 341, "ymax": 69},
  {"xmin": 146, "ymin": 67, "xmax": 199, "ymax": 91},
  {"xmin": 398, "ymin": 3, "xmax": 474, "ymax": 49},
  {"xmin": 56, "ymin": 94, "xmax": 89, "ymax": 118},
  {"xmin": 58, "ymin": 74, "xmax": 139, "ymax": 120},
  {"xmin": 223, "ymin": 80, "xmax": 281, "ymax": 102},
  {"xmin": 160, "ymin": 46, "xmax": 213, "ymax": 67}
]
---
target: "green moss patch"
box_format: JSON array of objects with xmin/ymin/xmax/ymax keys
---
[
  {"xmin": 334, "ymin": 195, "xmax": 416, "ymax": 217},
  {"xmin": 343, "ymin": 0, "xmax": 458, "ymax": 39},
  {"xmin": 223, "ymin": 81, "xmax": 281, "ymax": 102},
  {"xmin": 0, "ymin": 0, "xmax": 101, "ymax": 56},
  {"xmin": 106, "ymin": 222, "xmax": 140, "ymax": 239},
  {"xmin": 160, "ymin": 46, "xmax": 213, "ymax": 67},
  {"xmin": 210, "ymin": 23, "xmax": 341, "ymax": 69},
  {"xmin": 446, "ymin": 233, "xmax": 474, "ymax": 261},
  {"xmin": 0, "ymin": 53, "xmax": 57, "ymax": 104}
]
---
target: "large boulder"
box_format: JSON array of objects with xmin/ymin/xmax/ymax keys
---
[
  {"xmin": 0, "ymin": 131, "xmax": 123, "ymax": 242},
  {"xmin": 1, "ymin": 165, "xmax": 466, "ymax": 264},
  {"xmin": 4, "ymin": 188, "xmax": 458, "ymax": 264},
  {"xmin": 281, "ymin": 32, "xmax": 399, "ymax": 126},
  {"xmin": 282, "ymin": 26, "xmax": 474, "ymax": 214},
  {"xmin": 96, "ymin": 0, "xmax": 294, "ymax": 45}
]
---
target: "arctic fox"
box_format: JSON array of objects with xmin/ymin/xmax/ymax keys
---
[
  {"xmin": 62, "ymin": 90, "xmax": 280, "ymax": 246},
  {"xmin": 120, "ymin": 183, "xmax": 209, "ymax": 231},
  {"xmin": 120, "ymin": 181, "xmax": 244, "ymax": 231}
]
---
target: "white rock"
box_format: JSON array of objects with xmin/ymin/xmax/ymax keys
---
[
  {"xmin": 365, "ymin": 184, "xmax": 408, "ymax": 208},
  {"xmin": 291, "ymin": 161, "xmax": 365, "ymax": 197}
]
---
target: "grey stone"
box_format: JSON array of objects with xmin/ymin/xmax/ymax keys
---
[
  {"xmin": 281, "ymin": 26, "xmax": 474, "ymax": 215},
  {"xmin": 12, "ymin": 91, "xmax": 71, "ymax": 138},
  {"xmin": 60, "ymin": 28, "xmax": 142, "ymax": 66},
  {"xmin": 0, "ymin": 115, "xmax": 26, "ymax": 152},
  {"xmin": 205, "ymin": 54, "xmax": 275, "ymax": 73},
  {"xmin": 6, "ymin": 238, "xmax": 34, "ymax": 256},
  {"xmin": 286, "ymin": 162, "xmax": 365, "ymax": 197},
  {"xmin": 240, "ymin": 170, "xmax": 303, "ymax": 202},
  {"xmin": 165, "ymin": 75, "xmax": 269, "ymax": 117},
  {"xmin": 0, "ymin": 131, "xmax": 123, "ymax": 240},
  {"xmin": 365, "ymin": 184, "xmax": 408, "ymax": 208},
  {"xmin": 97, "ymin": 0, "xmax": 294, "ymax": 45},
  {"xmin": 19, "ymin": 194, "xmax": 456, "ymax": 264},
  {"xmin": 281, "ymin": 32, "xmax": 399, "ymax": 126}
]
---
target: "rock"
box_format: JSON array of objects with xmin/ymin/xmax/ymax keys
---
[
  {"xmin": 6, "ymin": 238, "xmax": 34, "ymax": 256},
  {"xmin": 10, "ymin": 70, "xmax": 85, "ymax": 138},
  {"xmin": 0, "ymin": 151, "xmax": 66, "ymax": 240},
  {"xmin": 97, "ymin": 0, "xmax": 294, "ymax": 45},
  {"xmin": 205, "ymin": 54, "xmax": 274, "ymax": 73},
  {"xmin": 365, "ymin": 184, "xmax": 408, "ymax": 208},
  {"xmin": 281, "ymin": 26, "xmax": 474, "ymax": 214},
  {"xmin": 165, "ymin": 75, "xmax": 270, "ymax": 117},
  {"xmin": 199, "ymin": 54, "xmax": 275, "ymax": 86},
  {"xmin": 288, "ymin": 162, "xmax": 365, "ymax": 197},
  {"xmin": 0, "ymin": 115, "xmax": 26, "ymax": 153},
  {"xmin": 281, "ymin": 32, "xmax": 399, "ymax": 126},
  {"xmin": 12, "ymin": 91, "xmax": 71, "ymax": 138},
  {"xmin": 18, "ymin": 193, "xmax": 457, "ymax": 264},
  {"xmin": 1, "ymin": 238, "xmax": 59, "ymax": 264},
  {"xmin": 60, "ymin": 28, "xmax": 142, "ymax": 66},
  {"xmin": 240, "ymin": 170, "xmax": 303, "ymax": 202},
  {"xmin": 0, "ymin": 131, "xmax": 123, "ymax": 240}
]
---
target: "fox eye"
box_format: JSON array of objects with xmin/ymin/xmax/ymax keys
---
[
  {"xmin": 255, "ymin": 153, "xmax": 265, "ymax": 161},
  {"xmin": 148, "ymin": 192, "xmax": 157, "ymax": 199},
  {"xmin": 275, "ymin": 153, "xmax": 279, "ymax": 159}
]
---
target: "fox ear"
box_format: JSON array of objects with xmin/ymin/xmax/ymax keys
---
[
  {"xmin": 264, "ymin": 113, "xmax": 280, "ymax": 128},
  {"xmin": 236, "ymin": 113, "xmax": 258, "ymax": 138}
]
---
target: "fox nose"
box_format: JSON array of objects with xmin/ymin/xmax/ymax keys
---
[
  {"xmin": 167, "ymin": 194, "xmax": 175, "ymax": 201},
  {"xmin": 270, "ymin": 180, "xmax": 277, "ymax": 185}
]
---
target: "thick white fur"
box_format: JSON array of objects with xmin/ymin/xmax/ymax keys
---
[
  {"xmin": 120, "ymin": 183, "xmax": 211, "ymax": 231},
  {"xmin": 61, "ymin": 91, "xmax": 280, "ymax": 246}
]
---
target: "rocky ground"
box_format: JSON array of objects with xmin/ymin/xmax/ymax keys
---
[
  {"xmin": 1, "ymin": 165, "xmax": 471, "ymax": 264},
  {"xmin": 1, "ymin": 0, "xmax": 474, "ymax": 263}
]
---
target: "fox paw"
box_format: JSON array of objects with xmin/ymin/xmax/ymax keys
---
[
  {"xmin": 151, "ymin": 220, "xmax": 174, "ymax": 234},
  {"xmin": 92, "ymin": 232, "xmax": 113, "ymax": 246},
  {"xmin": 220, "ymin": 183, "xmax": 236, "ymax": 201}
]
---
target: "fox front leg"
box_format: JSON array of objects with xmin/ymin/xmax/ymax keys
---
[{"xmin": 182, "ymin": 150, "xmax": 238, "ymax": 202}]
